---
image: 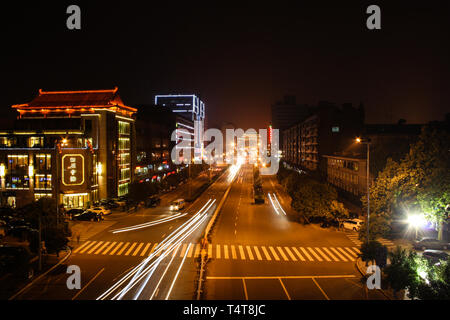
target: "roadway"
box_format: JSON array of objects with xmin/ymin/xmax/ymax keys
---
[{"xmin": 203, "ymin": 165, "xmax": 386, "ymax": 300}]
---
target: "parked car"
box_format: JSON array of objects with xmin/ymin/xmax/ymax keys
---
[
  {"xmin": 320, "ymin": 220, "xmax": 340, "ymax": 229},
  {"xmin": 89, "ymin": 206, "xmax": 111, "ymax": 216},
  {"xmin": 341, "ymin": 219, "xmax": 364, "ymax": 231},
  {"xmin": 66, "ymin": 208, "xmax": 85, "ymax": 219},
  {"xmin": 170, "ymin": 199, "xmax": 185, "ymax": 211},
  {"xmin": 72, "ymin": 210, "xmax": 103, "ymax": 222},
  {"xmin": 413, "ymin": 237, "xmax": 450, "ymax": 251},
  {"xmin": 0, "ymin": 244, "xmax": 37, "ymax": 279},
  {"xmin": 145, "ymin": 196, "xmax": 161, "ymax": 208},
  {"xmin": 422, "ymin": 250, "xmax": 449, "ymax": 265}
]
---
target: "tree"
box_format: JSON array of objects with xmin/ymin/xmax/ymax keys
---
[
  {"xmin": 359, "ymin": 240, "xmax": 387, "ymax": 268},
  {"xmin": 412, "ymin": 258, "xmax": 450, "ymax": 300},
  {"xmin": 329, "ymin": 200, "xmax": 349, "ymax": 222},
  {"xmin": 384, "ymin": 246, "xmax": 419, "ymax": 298}
]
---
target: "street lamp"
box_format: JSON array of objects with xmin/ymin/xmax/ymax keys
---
[
  {"xmin": 407, "ymin": 213, "xmax": 426, "ymax": 240},
  {"xmin": 356, "ymin": 137, "xmax": 371, "ymax": 243}
]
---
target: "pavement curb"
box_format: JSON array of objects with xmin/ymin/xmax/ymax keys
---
[{"xmin": 9, "ymin": 247, "xmax": 72, "ymax": 300}]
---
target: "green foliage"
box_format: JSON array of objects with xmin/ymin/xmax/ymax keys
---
[
  {"xmin": 409, "ymin": 257, "xmax": 450, "ymax": 300},
  {"xmin": 362, "ymin": 125, "xmax": 450, "ymax": 240},
  {"xmin": 384, "ymin": 246, "xmax": 420, "ymax": 296},
  {"xmin": 359, "ymin": 240, "xmax": 388, "ymax": 268}
]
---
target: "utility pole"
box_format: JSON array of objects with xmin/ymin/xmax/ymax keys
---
[
  {"xmin": 356, "ymin": 137, "xmax": 371, "ymax": 243},
  {"xmin": 38, "ymin": 212, "xmax": 42, "ymax": 272}
]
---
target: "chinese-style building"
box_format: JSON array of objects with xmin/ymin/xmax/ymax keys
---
[{"xmin": 0, "ymin": 88, "xmax": 136, "ymax": 209}]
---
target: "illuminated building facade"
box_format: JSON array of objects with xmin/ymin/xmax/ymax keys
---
[
  {"xmin": 0, "ymin": 88, "xmax": 136, "ymax": 208},
  {"xmin": 154, "ymin": 94, "xmax": 205, "ymax": 160}
]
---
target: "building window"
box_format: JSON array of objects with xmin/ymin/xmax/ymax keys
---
[
  {"xmin": 118, "ymin": 138, "xmax": 130, "ymax": 150},
  {"xmin": 0, "ymin": 137, "xmax": 14, "ymax": 147},
  {"xmin": 28, "ymin": 137, "xmax": 44, "ymax": 148},
  {"xmin": 332, "ymin": 126, "xmax": 340, "ymax": 133},
  {"xmin": 35, "ymin": 174, "xmax": 52, "ymax": 190},
  {"xmin": 118, "ymin": 121, "xmax": 130, "ymax": 135},
  {"xmin": 7, "ymin": 155, "xmax": 29, "ymax": 171},
  {"xmin": 118, "ymin": 183, "xmax": 129, "ymax": 196},
  {"xmin": 6, "ymin": 175, "xmax": 30, "ymax": 189},
  {"xmin": 35, "ymin": 154, "xmax": 51, "ymax": 171},
  {"xmin": 119, "ymin": 153, "xmax": 130, "ymax": 166},
  {"xmin": 35, "ymin": 193, "xmax": 52, "ymax": 201},
  {"xmin": 120, "ymin": 168, "xmax": 131, "ymax": 181}
]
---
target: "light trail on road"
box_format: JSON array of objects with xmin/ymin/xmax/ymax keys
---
[
  {"xmin": 272, "ymin": 193, "xmax": 287, "ymax": 215},
  {"xmin": 110, "ymin": 212, "xmax": 187, "ymax": 234},
  {"xmin": 96, "ymin": 199, "xmax": 216, "ymax": 300},
  {"xmin": 268, "ymin": 193, "xmax": 280, "ymax": 215}
]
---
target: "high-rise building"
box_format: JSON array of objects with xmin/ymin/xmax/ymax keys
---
[
  {"xmin": 0, "ymin": 88, "xmax": 136, "ymax": 208},
  {"xmin": 271, "ymin": 95, "xmax": 310, "ymax": 131},
  {"xmin": 154, "ymin": 94, "xmax": 205, "ymax": 161}
]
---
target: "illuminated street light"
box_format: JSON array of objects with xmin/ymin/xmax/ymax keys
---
[
  {"xmin": 408, "ymin": 213, "xmax": 426, "ymax": 239},
  {"xmin": 356, "ymin": 137, "xmax": 371, "ymax": 243}
]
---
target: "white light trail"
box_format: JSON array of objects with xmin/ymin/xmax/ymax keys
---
[
  {"xmin": 268, "ymin": 193, "xmax": 280, "ymax": 215},
  {"xmin": 165, "ymin": 243, "xmax": 192, "ymax": 300},
  {"xmin": 272, "ymin": 193, "xmax": 287, "ymax": 215},
  {"xmin": 110, "ymin": 212, "xmax": 187, "ymax": 234},
  {"xmin": 97, "ymin": 199, "xmax": 216, "ymax": 300}
]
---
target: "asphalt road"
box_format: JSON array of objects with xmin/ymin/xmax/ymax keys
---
[
  {"xmin": 11, "ymin": 167, "xmax": 233, "ymax": 300},
  {"xmin": 203, "ymin": 165, "xmax": 386, "ymax": 300}
]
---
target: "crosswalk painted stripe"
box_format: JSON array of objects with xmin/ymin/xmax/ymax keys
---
[
  {"xmin": 208, "ymin": 244, "xmax": 213, "ymax": 257},
  {"xmin": 337, "ymin": 247, "xmax": 355, "ymax": 261},
  {"xmin": 102, "ymin": 242, "xmax": 117, "ymax": 255},
  {"xmin": 187, "ymin": 244, "xmax": 194, "ymax": 258},
  {"xmin": 95, "ymin": 242, "xmax": 111, "ymax": 255},
  {"xmin": 231, "ymin": 245, "xmax": 237, "ymax": 259},
  {"xmin": 194, "ymin": 244, "xmax": 201, "ymax": 257},
  {"xmin": 246, "ymin": 246, "xmax": 254, "ymax": 260},
  {"xmin": 224, "ymin": 245, "xmax": 229, "ymax": 259},
  {"xmin": 307, "ymin": 247, "xmax": 323, "ymax": 261},
  {"xmin": 149, "ymin": 243, "xmax": 158, "ymax": 255},
  {"xmin": 216, "ymin": 245, "xmax": 221, "ymax": 259},
  {"xmin": 109, "ymin": 242, "xmax": 124, "ymax": 255},
  {"xmin": 300, "ymin": 247, "xmax": 314, "ymax": 261},
  {"xmin": 140, "ymin": 243, "xmax": 151, "ymax": 256},
  {"xmin": 79, "ymin": 241, "xmax": 97, "ymax": 254},
  {"xmin": 124, "ymin": 242, "xmax": 138, "ymax": 256},
  {"xmin": 344, "ymin": 247, "xmax": 358, "ymax": 257},
  {"xmin": 73, "ymin": 241, "xmax": 92, "ymax": 253},
  {"xmin": 277, "ymin": 247, "xmax": 289, "ymax": 261},
  {"xmin": 284, "ymin": 247, "xmax": 297, "ymax": 261},
  {"xmin": 330, "ymin": 247, "xmax": 347, "ymax": 261},
  {"xmin": 253, "ymin": 246, "xmax": 263, "ymax": 260},
  {"xmin": 261, "ymin": 246, "xmax": 272, "ymax": 261},
  {"xmin": 238, "ymin": 245, "xmax": 246, "ymax": 260},
  {"xmin": 322, "ymin": 247, "xmax": 339, "ymax": 261},
  {"xmin": 292, "ymin": 247, "xmax": 306, "ymax": 261},
  {"xmin": 88, "ymin": 241, "xmax": 104, "ymax": 254},
  {"xmin": 132, "ymin": 243, "xmax": 144, "ymax": 256},
  {"xmin": 179, "ymin": 244, "xmax": 188, "ymax": 257},
  {"xmin": 117, "ymin": 242, "xmax": 130, "ymax": 256},
  {"xmin": 269, "ymin": 246, "xmax": 280, "ymax": 261},
  {"xmin": 314, "ymin": 247, "xmax": 331, "ymax": 262}
]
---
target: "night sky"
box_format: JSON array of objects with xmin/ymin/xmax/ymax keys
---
[{"xmin": 1, "ymin": 1, "xmax": 449, "ymax": 129}]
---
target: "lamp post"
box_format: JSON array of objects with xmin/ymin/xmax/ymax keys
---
[{"xmin": 356, "ymin": 137, "xmax": 371, "ymax": 243}]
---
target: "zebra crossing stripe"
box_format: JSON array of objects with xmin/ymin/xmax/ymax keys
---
[
  {"xmin": 187, "ymin": 244, "xmax": 194, "ymax": 258},
  {"xmin": 231, "ymin": 245, "xmax": 237, "ymax": 259},
  {"xmin": 344, "ymin": 247, "xmax": 358, "ymax": 257},
  {"xmin": 88, "ymin": 241, "xmax": 104, "ymax": 254},
  {"xmin": 330, "ymin": 247, "xmax": 347, "ymax": 261},
  {"xmin": 292, "ymin": 247, "xmax": 306, "ymax": 261},
  {"xmin": 133, "ymin": 243, "xmax": 145, "ymax": 256},
  {"xmin": 269, "ymin": 246, "xmax": 280, "ymax": 261},
  {"xmin": 73, "ymin": 241, "xmax": 92, "ymax": 253},
  {"xmin": 125, "ymin": 242, "xmax": 138, "ymax": 256},
  {"xmin": 300, "ymin": 247, "xmax": 314, "ymax": 261},
  {"xmin": 277, "ymin": 247, "xmax": 289, "ymax": 261},
  {"xmin": 180, "ymin": 244, "xmax": 188, "ymax": 257},
  {"xmin": 140, "ymin": 243, "xmax": 151, "ymax": 257},
  {"xmin": 109, "ymin": 242, "xmax": 124, "ymax": 255},
  {"xmin": 238, "ymin": 245, "xmax": 246, "ymax": 260},
  {"xmin": 194, "ymin": 244, "xmax": 201, "ymax": 258},
  {"xmin": 307, "ymin": 247, "xmax": 323, "ymax": 262},
  {"xmin": 253, "ymin": 246, "xmax": 263, "ymax": 260},
  {"xmin": 337, "ymin": 247, "xmax": 355, "ymax": 261},
  {"xmin": 246, "ymin": 246, "xmax": 254, "ymax": 260},
  {"xmin": 78, "ymin": 241, "xmax": 97, "ymax": 254},
  {"xmin": 322, "ymin": 247, "xmax": 339, "ymax": 261},
  {"xmin": 315, "ymin": 247, "xmax": 331, "ymax": 262},
  {"xmin": 284, "ymin": 247, "xmax": 297, "ymax": 261},
  {"xmin": 208, "ymin": 244, "xmax": 213, "ymax": 257},
  {"xmin": 149, "ymin": 243, "xmax": 158, "ymax": 255},
  {"xmin": 117, "ymin": 242, "xmax": 130, "ymax": 256},
  {"xmin": 224, "ymin": 245, "xmax": 229, "ymax": 259},
  {"xmin": 95, "ymin": 242, "xmax": 111, "ymax": 255},
  {"xmin": 102, "ymin": 242, "xmax": 117, "ymax": 255},
  {"xmin": 216, "ymin": 245, "xmax": 221, "ymax": 259}
]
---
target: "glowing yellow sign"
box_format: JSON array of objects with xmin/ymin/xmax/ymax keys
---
[{"xmin": 62, "ymin": 154, "xmax": 85, "ymax": 186}]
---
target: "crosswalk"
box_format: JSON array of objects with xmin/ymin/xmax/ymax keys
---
[
  {"xmin": 72, "ymin": 240, "xmax": 361, "ymax": 263},
  {"xmin": 345, "ymin": 232, "xmax": 395, "ymax": 247}
]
